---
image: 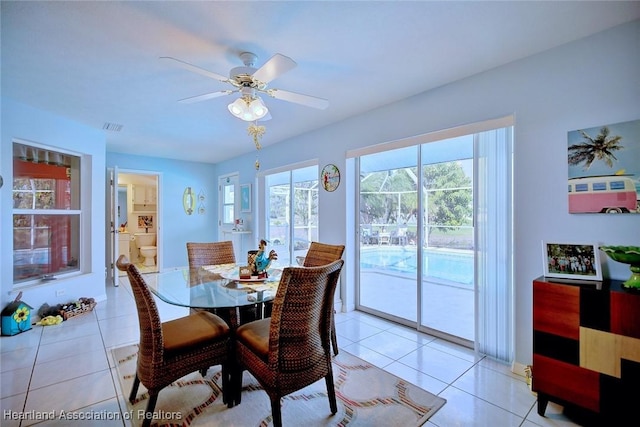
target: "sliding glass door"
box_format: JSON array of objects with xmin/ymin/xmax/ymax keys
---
[
  {"xmin": 419, "ymin": 137, "xmax": 474, "ymax": 341},
  {"xmin": 264, "ymin": 165, "xmax": 318, "ymax": 266},
  {"xmin": 356, "ymin": 119, "xmax": 513, "ymax": 356},
  {"xmin": 357, "ymin": 140, "xmax": 474, "ymax": 340},
  {"xmin": 359, "ymin": 146, "xmax": 419, "ymax": 322}
]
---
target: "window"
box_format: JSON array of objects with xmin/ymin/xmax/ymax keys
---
[
  {"xmin": 218, "ymin": 174, "xmax": 239, "ymax": 230},
  {"xmin": 610, "ymin": 180, "xmax": 625, "ymax": 190},
  {"xmin": 222, "ymin": 181, "xmax": 235, "ymax": 224},
  {"xmin": 13, "ymin": 142, "xmax": 81, "ymax": 284}
]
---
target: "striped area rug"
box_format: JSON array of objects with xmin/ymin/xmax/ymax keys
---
[{"xmin": 113, "ymin": 344, "xmax": 445, "ymax": 426}]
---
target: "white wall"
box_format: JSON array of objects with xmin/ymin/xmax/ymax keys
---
[
  {"xmin": 216, "ymin": 20, "xmax": 640, "ymax": 366},
  {"xmin": 1, "ymin": 98, "xmax": 107, "ymax": 311}
]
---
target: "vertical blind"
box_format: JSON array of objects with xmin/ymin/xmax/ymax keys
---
[{"xmin": 474, "ymin": 126, "xmax": 514, "ymax": 362}]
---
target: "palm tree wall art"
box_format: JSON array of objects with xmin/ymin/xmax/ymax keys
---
[{"xmin": 567, "ymin": 119, "xmax": 640, "ymax": 214}]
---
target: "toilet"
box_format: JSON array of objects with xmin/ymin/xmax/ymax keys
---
[{"xmin": 134, "ymin": 233, "xmax": 156, "ymax": 266}]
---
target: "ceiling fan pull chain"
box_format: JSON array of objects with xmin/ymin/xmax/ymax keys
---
[
  {"xmin": 248, "ymin": 122, "xmax": 266, "ymax": 150},
  {"xmin": 248, "ymin": 121, "xmax": 265, "ymax": 170}
]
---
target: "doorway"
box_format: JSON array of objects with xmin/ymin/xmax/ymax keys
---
[{"xmin": 107, "ymin": 168, "xmax": 161, "ymax": 285}]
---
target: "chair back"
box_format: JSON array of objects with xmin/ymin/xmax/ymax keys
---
[
  {"xmin": 116, "ymin": 255, "xmax": 164, "ymax": 376},
  {"xmin": 268, "ymin": 259, "xmax": 344, "ymax": 372},
  {"xmin": 187, "ymin": 241, "xmax": 236, "ymax": 268},
  {"xmin": 303, "ymin": 242, "xmax": 345, "ymax": 267}
]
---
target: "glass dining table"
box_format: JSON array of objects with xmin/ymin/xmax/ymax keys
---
[{"xmin": 142, "ymin": 263, "xmax": 283, "ymax": 328}]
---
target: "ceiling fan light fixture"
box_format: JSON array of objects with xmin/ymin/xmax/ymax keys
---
[
  {"xmin": 228, "ymin": 98, "xmax": 245, "ymax": 116},
  {"xmin": 227, "ymin": 96, "xmax": 268, "ymax": 122},
  {"xmin": 249, "ymin": 98, "xmax": 268, "ymax": 118}
]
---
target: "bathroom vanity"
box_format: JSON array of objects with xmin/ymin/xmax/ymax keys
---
[{"xmin": 118, "ymin": 232, "xmax": 130, "ymax": 260}]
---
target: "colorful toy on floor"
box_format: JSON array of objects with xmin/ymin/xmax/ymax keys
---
[
  {"xmin": 1, "ymin": 292, "xmax": 33, "ymax": 336},
  {"xmin": 36, "ymin": 315, "xmax": 63, "ymax": 326}
]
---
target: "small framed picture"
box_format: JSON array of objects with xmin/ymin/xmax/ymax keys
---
[
  {"xmin": 240, "ymin": 184, "xmax": 251, "ymax": 213},
  {"xmin": 321, "ymin": 164, "xmax": 340, "ymax": 192},
  {"xmin": 542, "ymin": 241, "xmax": 602, "ymax": 281}
]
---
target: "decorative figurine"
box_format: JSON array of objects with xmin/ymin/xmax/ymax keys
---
[{"xmin": 248, "ymin": 239, "xmax": 278, "ymax": 278}]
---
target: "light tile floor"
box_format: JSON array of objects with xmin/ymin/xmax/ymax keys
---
[{"xmin": 1, "ymin": 274, "xmax": 582, "ymax": 427}]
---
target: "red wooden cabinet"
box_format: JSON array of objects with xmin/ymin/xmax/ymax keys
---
[{"xmin": 532, "ymin": 277, "xmax": 640, "ymax": 420}]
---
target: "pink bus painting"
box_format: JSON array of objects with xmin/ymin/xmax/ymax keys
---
[{"xmin": 568, "ymin": 176, "xmax": 638, "ymax": 213}]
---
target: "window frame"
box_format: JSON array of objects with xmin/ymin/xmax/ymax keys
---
[{"xmin": 12, "ymin": 141, "xmax": 83, "ymax": 286}]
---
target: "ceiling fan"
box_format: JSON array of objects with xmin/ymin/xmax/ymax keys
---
[{"xmin": 160, "ymin": 52, "xmax": 329, "ymax": 121}]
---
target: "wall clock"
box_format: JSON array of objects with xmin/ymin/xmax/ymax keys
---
[{"xmin": 321, "ymin": 164, "xmax": 340, "ymax": 192}]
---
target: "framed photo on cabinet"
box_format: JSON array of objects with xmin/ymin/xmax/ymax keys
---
[{"xmin": 541, "ymin": 241, "xmax": 602, "ymax": 281}]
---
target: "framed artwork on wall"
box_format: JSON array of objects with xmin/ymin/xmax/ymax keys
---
[
  {"xmin": 568, "ymin": 119, "xmax": 640, "ymax": 214},
  {"xmin": 240, "ymin": 184, "xmax": 251, "ymax": 212},
  {"xmin": 542, "ymin": 241, "xmax": 602, "ymax": 281},
  {"xmin": 321, "ymin": 164, "xmax": 340, "ymax": 192}
]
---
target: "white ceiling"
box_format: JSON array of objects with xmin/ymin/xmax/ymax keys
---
[{"xmin": 3, "ymin": 1, "xmax": 639, "ymax": 164}]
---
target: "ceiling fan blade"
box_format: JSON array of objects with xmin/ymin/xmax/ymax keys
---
[
  {"xmin": 160, "ymin": 56, "xmax": 229, "ymax": 83},
  {"xmin": 252, "ymin": 53, "xmax": 297, "ymax": 84},
  {"xmin": 266, "ymin": 88, "xmax": 329, "ymax": 110},
  {"xmin": 178, "ymin": 90, "xmax": 235, "ymax": 104}
]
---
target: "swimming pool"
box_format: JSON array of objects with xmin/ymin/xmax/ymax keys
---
[{"xmin": 359, "ymin": 246, "xmax": 474, "ymax": 285}]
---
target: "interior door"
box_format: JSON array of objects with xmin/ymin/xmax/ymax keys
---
[
  {"xmin": 109, "ymin": 166, "xmax": 119, "ymax": 286},
  {"xmin": 218, "ymin": 174, "xmax": 239, "ymax": 257}
]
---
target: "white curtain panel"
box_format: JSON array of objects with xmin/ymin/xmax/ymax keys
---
[{"xmin": 474, "ymin": 125, "xmax": 514, "ymax": 362}]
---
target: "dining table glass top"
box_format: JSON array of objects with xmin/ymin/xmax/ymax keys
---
[{"xmin": 142, "ymin": 263, "xmax": 283, "ymax": 310}]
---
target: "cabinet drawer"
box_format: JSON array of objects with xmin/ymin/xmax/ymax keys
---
[
  {"xmin": 610, "ymin": 291, "xmax": 640, "ymax": 339},
  {"xmin": 533, "ymin": 280, "xmax": 580, "ymax": 339},
  {"xmin": 533, "ymin": 354, "xmax": 600, "ymax": 413}
]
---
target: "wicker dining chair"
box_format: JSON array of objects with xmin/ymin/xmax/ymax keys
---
[
  {"xmin": 187, "ymin": 241, "xmax": 260, "ymax": 325},
  {"xmin": 264, "ymin": 241, "xmax": 345, "ymax": 355},
  {"xmin": 302, "ymin": 242, "xmax": 345, "ymax": 268},
  {"xmin": 186, "ymin": 241, "xmax": 236, "ymax": 268},
  {"xmin": 116, "ymin": 255, "xmax": 232, "ymax": 427},
  {"xmin": 303, "ymin": 242, "xmax": 345, "ymax": 355},
  {"xmin": 231, "ymin": 259, "xmax": 344, "ymax": 427}
]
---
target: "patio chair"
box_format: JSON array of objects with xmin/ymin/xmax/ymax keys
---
[
  {"xmin": 360, "ymin": 225, "xmax": 372, "ymax": 244},
  {"xmin": 116, "ymin": 255, "xmax": 232, "ymax": 427},
  {"xmin": 231, "ymin": 260, "xmax": 344, "ymax": 427},
  {"xmin": 378, "ymin": 230, "xmax": 390, "ymax": 245},
  {"xmin": 392, "ymin": 225, "xmax": 408, "ymax": 245}
]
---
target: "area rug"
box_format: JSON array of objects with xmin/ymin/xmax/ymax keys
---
[{"xmin": 113, "ymin": 344, "xmax": 445, "ymax": 427}]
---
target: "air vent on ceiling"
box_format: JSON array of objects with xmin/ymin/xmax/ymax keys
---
[{"xmin": 103, "ymin": 122, "xmax": 123, "ymax": 132}]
